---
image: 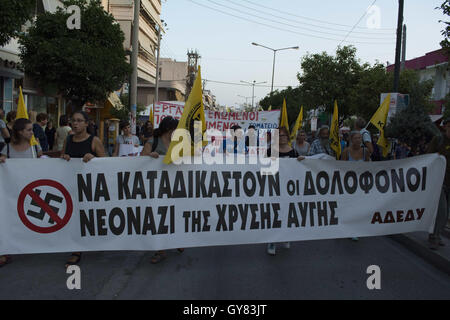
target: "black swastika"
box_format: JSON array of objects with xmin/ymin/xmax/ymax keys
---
[{"xmin": 27, "ymin": 189, "xmax": 63, "ymax": 224}]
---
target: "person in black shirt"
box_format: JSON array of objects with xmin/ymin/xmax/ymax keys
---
[
  {"xmin": 45, "ymin": 121, "xmax": 56, "ymax": 151},
  {"xmin": 33, "ymin": 113, "xmax": 49, "ymax": 151},
  {"xmin": 61, "ymin": 111, "xmax": 106, "ymax": 267}
]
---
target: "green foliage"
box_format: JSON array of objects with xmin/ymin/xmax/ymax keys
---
[
  {"xmin": 443, "ymin": 93, "xmax": 450, "ymax": 119},
  {"xmin": 109, "ymin": 93, "xmax": 146, "ymax": 122},
  {"xmin": 298, "ymin": 46, "xmax": 364, "ymax": 118},
  {"xmin": 0, "ymin": 0, "xmax": 35, "ymax": 46},
  {"xmin": 260, "ymin": 45, "xmax": 435, "ymax": 134},
  {"xmin": 259, "ymin": 86, "xmax": 304, "ymax": 128},
  {"xmin": 385, "ymin": 103, "xmax": 440, "ymax": 152},
  {"xmin": 438, "ymin": 0, "xmax": 450, "ymax": 55},
  {"xmin": 19, "ymin": 0, "xmax": 131, "ymax": 107}
]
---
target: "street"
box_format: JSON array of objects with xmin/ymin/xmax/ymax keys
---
[{"xmin": 1, "ymin": 235, "xmax": 449, "ymax": 300}]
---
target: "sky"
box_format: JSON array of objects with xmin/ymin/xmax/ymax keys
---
[{"xmin": 160, "ymin": 0, "xmax": 446, "ymax": 108}]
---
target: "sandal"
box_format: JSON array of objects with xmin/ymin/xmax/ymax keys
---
[
  {"xmin": 0, "ymin": 255, "xmax": 12, "ymax": 267},
  {"xmin": 151, "ymin": 251, "xmax": 166, "ymax": 264},
  {"xmin": 177, "ymin": 248, "xmax": 185, "ymax": 253},
  {"xmin": 65, "ymin": 253, "xmax": 81, "ymax": 268}
]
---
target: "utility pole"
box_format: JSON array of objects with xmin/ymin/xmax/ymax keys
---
[
  {"xmin": 251, "ymin": 42, "xmax": 299, "ymax": 95},
  {"xmin": 240, "ymin": 80, "xmax": 266, "ymax": 110},
  {"xmin": 155, "ymin": 27, "xmax": 161, "ymax": 103},
  {"xmin": 186, "ymin": 49, "xmax": 200, "ymax": 99},
  {"xmin": 130, "ymin": 0, "xmax": 140, "ymax": 135},
  {"xmin": 401, "ymin": 24, "xmax": 407, "ymax": 71},
  {"xmin": 393, "ymin": 0, "xmax": 404, "ymax": 92}
]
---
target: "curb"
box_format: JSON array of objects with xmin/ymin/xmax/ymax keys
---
[{"xmin": 389, "ymin": 234, "xmax": 450, "ymax": 276}]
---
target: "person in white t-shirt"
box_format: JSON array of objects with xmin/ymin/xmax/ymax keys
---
[
  {"xmin": 354, "ymin": 117, "xmax": 373, "ymax": 155},
  {"xmin": 113, "ymin": 120, "xmax": 140, "ymax": 157}
]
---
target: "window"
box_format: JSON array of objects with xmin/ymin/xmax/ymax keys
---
[{"xmin": 1, "ymin": 77, "xmax": 14, "ymax": 113}]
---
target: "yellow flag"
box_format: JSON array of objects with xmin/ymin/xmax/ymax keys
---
[
  {"xmin": 290, "ymin": 106, "xmax": 303, "ymax": 143},
  {"xmin": 377, "ymin": 131, "xmax": 391, "ymax": 158},
  {"xmin": 280, "ymin": 99, "xmax": 290, "ymax": 136},
  {"xmin": 369, "ymin": 94, "xmax": 391, "ymax": 157},
  {"xmin": 163, "ymin": 66, "xmax": 206, "ymax": 164},
  {"xmin": 268, "ymin": 105, "xmax": 272, "ymax": 111},
  {"xmin": 329, "ymin": 100, "xmax": 341, "ymax": 160},
  {"xmin": 16, "ymin": 86, "xmax": 39, "ymax": 147},
  {"xmin": 369, "ymin": 94, "xmax": 391, "ymax": 132},
  {"xmin": 149, "ymin": 105, "xmax": 154, "ymax": 125}
]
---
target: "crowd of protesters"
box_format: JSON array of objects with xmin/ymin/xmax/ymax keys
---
[{"xmin": 0, "ymin": 109, "xmax": 449, "ymax": 267}]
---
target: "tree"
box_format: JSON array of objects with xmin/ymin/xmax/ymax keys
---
[
  {"xmin": 347, "ymin": 63, "xmax": 390, "ymax": 121},
  {"xmin": 19, "ymin": 0, "xmax": 131, "ymax": 108},
  {"xmin": 0, "ymin": 0, "xmax": 35, "ymax": 47},
  {"xmin": 438, "ymin": 0, "xmax": 450, "ymax": 55},
  {"xmin": 259, "ymin": 86, "xmax": 304, "ymax": 127},
  {"xmin": 110, "ymin": 93, "xmax": 146, "ymax": 122},
  {"xmin": 297, "ymin": 46, "xmax": 364, "ymax": 118},
  {"xmin": 261, "ymin": 46, "xmax": 436, "ymax": 132},
  {"xmin": 350, "ymin": 68, "xmax": 434, "ymax": 122},
  {"xmin": 385, "ymin": 102, "xmax": 440, "ymax": 153}
]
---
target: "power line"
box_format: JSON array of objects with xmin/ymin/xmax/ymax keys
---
[
  {"xmin": 186, "ymin": 0, "xmax": 395, "ymax": 45},
  {"xmin": 221, "ymin": 0, "xmax": 395, "ymax": 38},
  {"xmin": 338, "ymin": 0, "xmax": 379, "ymax": 47},
  {"xmin": 206, "ymin": 0, "xmax": 394, "ymax": 40},
  {"xmin": 204, "ymin": 79, "xmax": 295, "ymax": 88},
  {"xmin": 240, "ymin": 0, "xmax": 395, "ymax": 31}
]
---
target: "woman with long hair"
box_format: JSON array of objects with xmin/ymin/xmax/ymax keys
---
[
  {"xmin": 141, "ymin": 116, "xmax": 185, "ymax": 263},
  {"xmin": 5, "ymin": 110, "xmax": 16, "ymax": 137},
  {"xmin": 0, "ymin": 118, "xmax": 43, "ymax": 267},
  {"xmin": 140, "ymin": 120, "xmax": 154, "ymax": 146},
  {"xmin": 61, "ymin": 111, "xmax": 106, "ymax": 267},
  {"xmin": 293, "ymin": 129, "xmax": 310, "ymax": 156}
]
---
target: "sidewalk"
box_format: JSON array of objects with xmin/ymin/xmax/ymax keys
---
[{"xmin": 390, "ymin": 223, "xmax": 450, "ymax": 276}]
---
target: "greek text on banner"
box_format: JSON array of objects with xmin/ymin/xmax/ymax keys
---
[{"xmin": 0, "ymin": 154, "xmax": 445, "ymax": 254}]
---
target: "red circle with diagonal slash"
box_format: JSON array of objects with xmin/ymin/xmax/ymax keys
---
[{"xmin": 17, "ymin": 179, "xmax": 73, "ymax": 234}]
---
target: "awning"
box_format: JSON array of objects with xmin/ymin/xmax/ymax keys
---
[{"xmin": 0, "ymin": 66, "xmax": 23, "ymax": 79}]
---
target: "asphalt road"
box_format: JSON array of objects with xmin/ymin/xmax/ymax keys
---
[{"xmin": 0, "ymin": 235, "xmax": 449, "ymax": 300}]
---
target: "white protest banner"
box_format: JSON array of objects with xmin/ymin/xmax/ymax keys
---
[
  {"xmin": 151, "ymin": 101, "xmax": 280, "ymax": 131},
  {"xmin": 118, "ymin": 144, "xmax": 143, "ymax": 157},
  {"xmin": 0, "ymin": 154, "xmax": 444, "ymax": 254}
]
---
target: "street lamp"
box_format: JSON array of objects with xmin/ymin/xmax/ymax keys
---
[
  {"xmin": 238, "ymin": 94, "xmax": 255, "ymax": 109},
  {"xmin": 251, "ymin": 42, "xmax": 299, "ymax": 95},
  {"xmin": 240, "ymin": 80, "xmax": 267, "ymax": 110}
]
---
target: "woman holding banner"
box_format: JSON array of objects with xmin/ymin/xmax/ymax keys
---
[
  {"xmin": 293, "ymin": 129, "xmax": 310, "ymax": 156},
  {"xmin": 141, "ymin": 116, "xmax": 185, "ymax": 263},
  {"xmin": 0, "ymin": 118, "xmax": 43, "ymax": 267},
  {"xmin": 61, "ymin": 110, "xmax": 106, "ymax": 268}
]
